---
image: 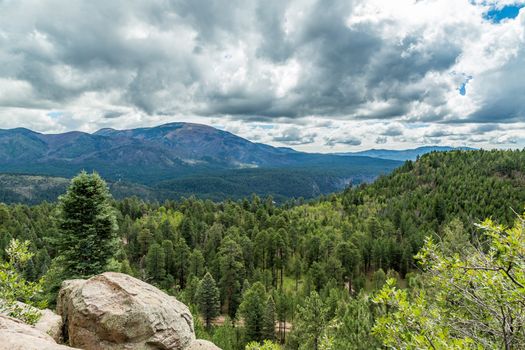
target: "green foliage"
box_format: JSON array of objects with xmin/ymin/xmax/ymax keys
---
[
  {"xmin": 196, "ymin": 272, "xmax": 221, "ymax": 329},
  {"xmin": 373, "ymin": 211, "xmax": 525, "ymax": 349},
  {"xmin": 0, "ymin": 239, "xmax": 44, "ymax": 325},
  {"xmin": 327, "ymin": 293, "xmax": 380, "ymax": 349},
  {"xmin": 54, "ymin": 171, "xmax": 118, "ymax": 279},
  {"xmin": 245, "ymin": 340, "xmax": 282, "ymax": 350},
  {"xmin": 372, "ymin": 268, "xmax": 386, "ymax": 290},
  {"xmin": 211, "ymin": 319, "xmax": 245, "ymax": 350}
]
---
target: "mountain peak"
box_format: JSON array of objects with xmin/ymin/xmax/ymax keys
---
[
  {"xmin": 94, "ymin": 128, "xmax": 116, "ymax": 136},
  {"xmin": 0, "ymin": 127, "xmax": 40, "ymax": 135}
]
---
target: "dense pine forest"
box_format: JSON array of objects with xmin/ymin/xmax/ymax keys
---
[{"xmin": 1, "ymin": 149, "xmax": 525, "ymax": 349}]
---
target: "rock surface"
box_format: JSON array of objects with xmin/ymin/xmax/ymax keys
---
[
  {"xmin": 57, "ymin": 272, "xmax": 196, "ymax": 350},
  {"xmin": 187, "ymin": 340, "xmax": 222, "ymax": 350},
  {"xmin": 36, "ymin": 307, "xmax": 65, "ymax": 343},
  {"xmin": 0, "ymin": 314, "xmax": 77, "ymax": 350},
  {"xmin": 0, "ymin": 301, "xmax": 63, "ymax": 343}
]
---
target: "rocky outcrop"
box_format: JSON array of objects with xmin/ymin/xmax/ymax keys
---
[
  {"xmin": 186, "ymin": 340, "xmax": 222, "ymax": 350},
  {"xmin": 0, "ymin": 314, "xmax": 78, "ymax": 350},
  {"xmin": 57, "ymin": 272, "xmax": 197, "ymax": 350},
  {"xmin": 0, "ymin": 301, "xmax": 63, "ymax": 342}
]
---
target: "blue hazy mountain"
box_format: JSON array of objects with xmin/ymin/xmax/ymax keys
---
[{"xmin": 338, "ymin": 146, "xmax": 477, "ymax": 161}]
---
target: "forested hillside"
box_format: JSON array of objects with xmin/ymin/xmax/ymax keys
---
[{"xmin": 1, "ymin": 149, "xmax": 524, "ymax": 349}]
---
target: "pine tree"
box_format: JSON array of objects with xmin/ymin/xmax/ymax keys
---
[
  {"xmin": 293, "ymin": 291, "xmax": 326, "ymax": 350},
  {"xmin": 137, "ymin": 228, "xmax": 153, "ymax": 255},
  {"xmin": 239, "ymin": 282, "xmax": 266, "ymax": 342},
  {"xmin": 274, "ymin": 290, "xmax": 289, "ymax": 343},
  {"xmin": 173, "ymin": 236, "xmax": 190, "ymax": 288},
  {"xmin": 54, "ymin": 171, "xmax": 118, "ymax": 279},
  {"xmin": 189, "ymin": 249, "xmax": 205, "ymax": 279},
  {"xmin": 218, "ymin": 236, "xmax": 245, "ymax": 320},
  {"xmin": 162, "ymin": 240, "xmax": 175, "ymax": 276},
  {"xmin": 195, "ymin": 272, "xmax": 221, "ymax": 329},
  {"xmin": 262, "ymin": 296, "xmax": 276, "ymax": 341},
  {"xmin": 145, "ymin": 243, "xmax": 166, "ymax": 282}
]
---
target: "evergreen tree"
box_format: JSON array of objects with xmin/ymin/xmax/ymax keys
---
[
  {"xmin": 188, "ymin": 249, "xmax": 205, "ymax": 279},
  {"xmin": 145, "ymin": 243, "xmax": 166, "ymax": 282},
  {"xmin": 274, "ymin": 290, "xmax": 289, "ymax": 343},
  {"xmin": 239, "ymin": 282, "xmax": 267, "ymax": 342},
  {"xmin": 173, "ymin": 236, "xmax": 190, "ymax": 288},
  {"xmin": 195, "ymin": 272, "xmax": 221, "ymax": 329},
  {"xmin": 54, "ymin": 171, "xmax": 118, "ymax": 279},
  {"xmin": 137, "ymin": 228, "xmax": 153, "ymax": 255},
  {"xmin": 293, "ymin": 291, "xmax": 326, "ymax": 350},
  {"xmin": 218, "ymin": 236, "xmax": 245, "ymax": 320},
  {"xmin": 262, "ymin": 296, "xmax": 276, "ymax": 341},
  {"xmin": 162, "ymin": 240, "xmax": 175, "ymax": 276}
]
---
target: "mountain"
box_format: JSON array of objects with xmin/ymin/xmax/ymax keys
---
[
  {"xmin": 338, "ymin": 146, "xmax": 477, "ymax": 161},
  {"xmin": 0, "ymin": 122, "xmax": 402, "ymax": 202},
  {"xmin": 94, "ymin": 122, "xmax": 297, "ymax": 168}
]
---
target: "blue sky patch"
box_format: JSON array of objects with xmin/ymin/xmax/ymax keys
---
[
  {"xmin": 47, "ymin": 111, "xmax": 64, "ymax": 118},
  {"xmin": 484, "ymin": 4, "xmax": 524, "ymax": 23},
  {"xmin": 458, "ymin": 76, "xmax": 473, "ymax": 96},
  {"xmin": 258, "ymin": 124, "xmax": 275, "ymax": 130}
]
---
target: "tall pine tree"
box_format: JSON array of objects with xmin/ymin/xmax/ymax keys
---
[
  {"xmin": 54, "ymin": 171, "xmax": 118, "ymax": 279},
  {"xmin": 195, "ymin": 272, "xmax": 221, "ymax": 329}
]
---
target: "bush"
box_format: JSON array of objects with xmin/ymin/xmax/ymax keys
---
[{"xmin": 0, "ymin": 239, "xmax": 45, "ymax": 324}]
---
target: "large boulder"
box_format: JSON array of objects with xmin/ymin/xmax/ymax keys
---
[
  {"xmin": 0, "ymin": 314, "xmax": 77, "ymax": 350},
  {"xmin": 57, "ymin": 272, "xmax": 196, "ymax": 350}
]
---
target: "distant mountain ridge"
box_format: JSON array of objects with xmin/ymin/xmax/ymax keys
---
[
  {"xmin": 93, "ymin": 122, "xmax": 298, "ymax": 168},
  {"xmin": 0, "ymin": 122, "xmax": 402, "ymax": 202},
  {"xmin": 339, "ymin": 146, "xmax": 477, "ymax": 161}
]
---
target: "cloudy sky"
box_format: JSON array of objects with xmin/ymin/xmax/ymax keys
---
[{"xmin": 1, "ymin": 0, "xmax": 525, "ymax": 152}]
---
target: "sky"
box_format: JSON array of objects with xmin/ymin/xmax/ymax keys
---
[{"xmin": 0, "ymin": 0, "xmax": 525, "ymax": 152}]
